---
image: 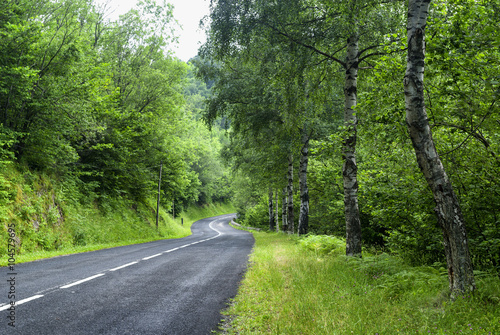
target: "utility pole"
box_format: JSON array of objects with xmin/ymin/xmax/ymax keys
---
[{"xmin": 156, "ymin": 162, "xmax": 163, "ymax": 230}]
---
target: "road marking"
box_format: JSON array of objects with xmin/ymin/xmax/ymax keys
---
[
  {"xmin": 60, "ymin": 274, "xmax": 105, "ymax": 289},
  {"xmin": 0, "ymin": 216, "xmax": 234, "ymax": 310},
  {"xmin": 0, "ymin": 295, "xmax": 44, "ymax": 311},
  {"xmin": 143, "ymin": 253, "xmax": 162, "ymax": 260},
  {"xmin": 141, "ymin": 216, "xmax": 228, "ymax": 260},
  {"xmin": 138, "ymin": 218, "xmax": 227, "ymax": 261},
  {"xmin": 209, "ymin": 220, "xmax": 224, "ymax": 237},
  {"xmin": 109, "ymin": 261, "xmax": 138, "ymax": 272},
  {"xmin": 18, "ymin": 295, "xmax": 45, "ymax": 305}
]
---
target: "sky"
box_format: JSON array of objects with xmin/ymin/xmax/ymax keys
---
[{"xmin": 100, "ymin": 0, "xmax": 211, "ymax": 62}]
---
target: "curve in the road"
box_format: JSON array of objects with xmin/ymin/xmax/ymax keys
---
[
  {"xmin": 1, "ymin": 214, "xmax": 254, "ymax": 335},
  {"xmin": 1, "ymin": 214, "xmax": 228, "ymax": 312}
]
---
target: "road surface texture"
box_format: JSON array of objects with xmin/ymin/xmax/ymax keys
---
[{"xmin": 1, "ymin": 214, "xmax": 254, "ymax": 335}]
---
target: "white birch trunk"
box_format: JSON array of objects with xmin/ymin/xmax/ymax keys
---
[
  {"xmin": 268, "ymin": 188, "xmax": 275, "ymax": 231},
  {"xmin": 343, "ymin": 35, "xmax": 362, "ymax": 257},
  {"xmin": 282, "ymin": 187, "xmax": 288, "ymax": 232},
  {"xmin": 298, "ymin": 132, "xmax": 309, "ymax": 236},
  {"xmin": 275, "ymin": 189, "xmax": 279, "ymax": 232},
  {"xmin": 405, "ymin": 0, "xmax": 475, "ymax": 296},
  {"xmin": 287, "ymin": 154, "xmax": 294, "ymax": 234}
]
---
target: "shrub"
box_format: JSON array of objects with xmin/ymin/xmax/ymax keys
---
[{"xmin": 299, "ymin": 234, "xmax": 346, "ymax": 256}]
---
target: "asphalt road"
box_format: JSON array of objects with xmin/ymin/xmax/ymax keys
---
[{"xmin": 1, "ymin": 214, "xmax": 254, "ymax": 335}]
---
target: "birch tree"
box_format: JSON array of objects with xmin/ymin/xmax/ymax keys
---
[
  {"xmin": 282, "ymin": 187, "xmax": 288, "ymax": 231},
  {"xmin": 343, "ymin": 31, "xmax": 362, "ymax": 256},
  {"xmin": 269, "ymin": 188, "xmax": 275, "ymax": 230},
  {"xmin": 204, "ymin": 0, "xmax": 405, "ymax": 256},
  {"xmin": 298, "ymin": 128, "xmax": 310, "ymax": 235},
  {"xmin": 287, "ymin": 154, "xmax": 295, "ymax": 234},
  {"xmin": 404, "ymin": 0, "xmax": 475, "ymax": 295},
  {"xmin": 275, "ymin": 190, "xmax": 280, "ymax": 232}
]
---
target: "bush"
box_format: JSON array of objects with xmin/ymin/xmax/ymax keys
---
[
  {"xmin": 238, "ymin": 194, "xmax": 269, "ymax": 229},
  {"xmin": 299, "ymin": 234, "xmax": 346, "ymax": 256}
]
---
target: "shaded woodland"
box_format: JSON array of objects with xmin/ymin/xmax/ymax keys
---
[{"xmin": 197, "ymin": 0, "xmax": 499, "ymax": 295}]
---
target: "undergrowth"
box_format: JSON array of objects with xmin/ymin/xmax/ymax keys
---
[
  {"xmin": 219, "ymin": 232, "xmax": 500, "ymax": 334},
  {"xmin": 299, "ymin": 234, "xmax": 346, "ymax": 256}
]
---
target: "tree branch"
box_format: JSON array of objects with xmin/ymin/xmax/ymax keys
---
[{"xmin": 261, "ymin": 21, "xmax": 346, "ymax": 67}]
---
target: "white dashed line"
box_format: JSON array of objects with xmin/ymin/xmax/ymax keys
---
[
  {"xmin": 18, "ymin": 295, "xmax": 45, "ymax": 305},
  {"xmin": 143, "ymin": 253, "xmax": 162, "ymax": 260},
  {"xmin": 0, "ymin": 295, "xmax": 44, "ymax": 311},
  {"xmin": 109, "ymin": 261, "xmax": 138, "ymax": 272},
  {"xmin": 60, "ymin": 274, "xmax": 105, "ymax": 289}
]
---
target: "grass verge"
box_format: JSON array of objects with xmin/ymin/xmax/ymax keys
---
[{"xmin": 219, "ymin": 231, "xmax": 500, "ymax": 334}]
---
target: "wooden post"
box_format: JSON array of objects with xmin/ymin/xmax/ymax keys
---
[{"xmin": 156, "ymin": 162, "xmax": 162, "ymax": 230}]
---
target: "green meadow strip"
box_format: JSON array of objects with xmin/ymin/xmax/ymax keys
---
[{"xmin": 219, "ymin": 232, "xmax": 500, "ymax": 334}]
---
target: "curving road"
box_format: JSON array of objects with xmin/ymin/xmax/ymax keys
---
[{"xmin": 1, "ymin": 214, "xmax": 254, "ymax": 335}]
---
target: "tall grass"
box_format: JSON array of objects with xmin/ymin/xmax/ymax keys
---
[{"xmin": 220, "ymin": 232, "xmax": 500, "ymax": 334}]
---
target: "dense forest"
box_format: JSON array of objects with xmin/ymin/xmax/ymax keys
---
[
  {"xmin": 1, "ymin": 0, "xmax": 498, "ymax": 298},
  {"xmin": 196, "ymin": 0, "xmax": 499, "ymax": 296},
  {"xmin": 0, "ymin": 0, "xmax": 230, "ymax": 256}
]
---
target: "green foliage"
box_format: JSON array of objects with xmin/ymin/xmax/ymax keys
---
[
  {"xmin": 423, "ymin": 0, "xmax": 500, "ymax": 273},
  {"xmin": 221, "ymin": 0, "xmax": 499, "ymax": 274},
  {"xmin": 299, "ymin": 234, "xmax": 345, "ymax": 256},
  {"xmin": 307, "ymin": 136, "xmax": 346, "ymax": 236},
  {"xmin": 230, "ymin": 174, "xmax": 269, "ymax": 229},
  {"xmin": 0, "ymin": 0, "xmax": 235, "ymax": 267},
  {"xmin": 348, "ymin": 0, "xmax": 500, "ymax": 271},
  {"xmin": 0, "ymin": 0, "xmax": 232, "ymax": 217},
  {"xmin": 237, "ymin": 194, "xmax": 269, "ymax": 230},
  {"xmin": 0, "ymin": 125, "xmax": 17, "ymax": 165},
  {"xmin": 197, "ymin": 29, "xmax": 341, "ymax": 235}
]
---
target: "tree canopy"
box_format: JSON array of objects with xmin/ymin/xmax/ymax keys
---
[
  {"xmin": 199, "ymin": 0, "xmax": 499, "ymax": 295},
  {"xmin": 0, "ymin": 0, "xmax": 230, "ymax": 213}
]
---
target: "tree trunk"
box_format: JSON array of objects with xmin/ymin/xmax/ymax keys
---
[
  {"xmin": 405, "ymin": 0, "xmax": 475, "ymax": 296},
  {"xmin": 343, "ymin": 35, "xmax": 362, "ymax": 257},
  {"xmin": 269, "ymin": 188, "xmax": 275, "ymax": 231},
  {"xmin": 298, "ymin": 132, "xmax": 310, "ymax": 236},
  {"xmin": 282, "ymin": 187, "xmax": 288, "ymax": 232},
  {"xmin": 287, "ymin": 154, "xmax": 294, "ymax": 234},
  {"xmin": 275, "ymin": 189, "xmax": 280, "ymax": 232}
]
